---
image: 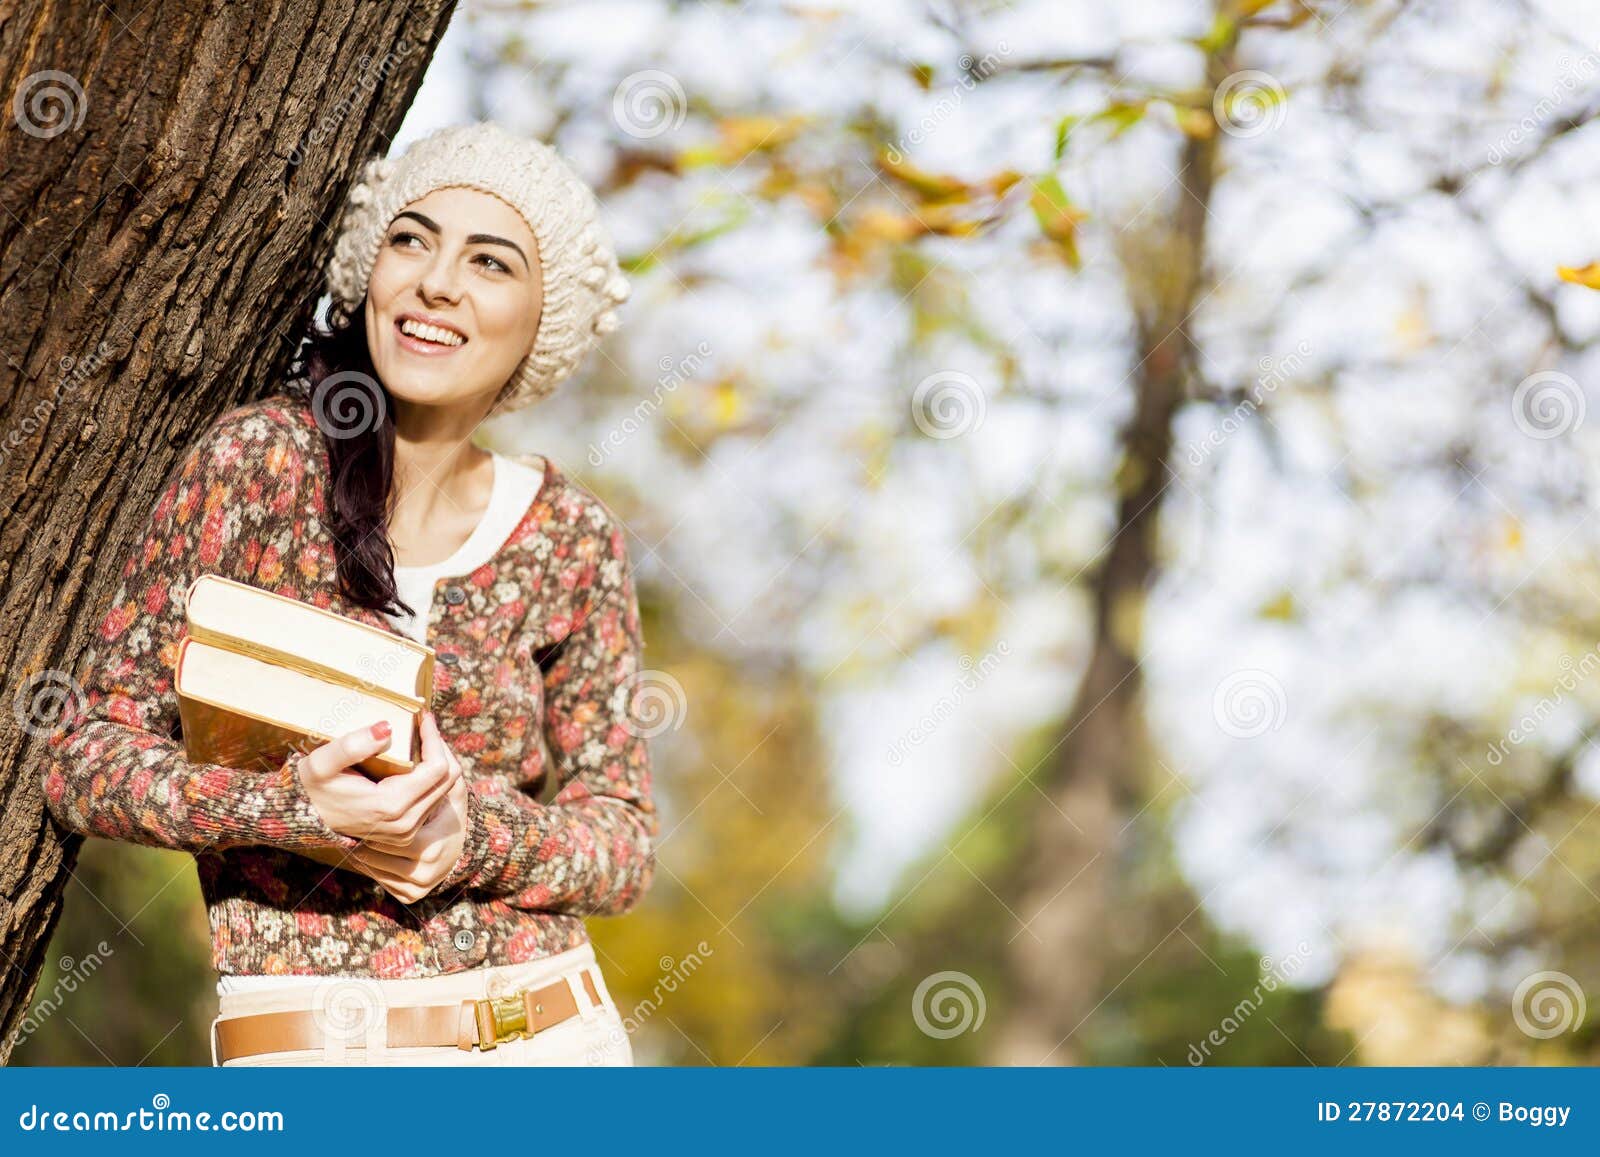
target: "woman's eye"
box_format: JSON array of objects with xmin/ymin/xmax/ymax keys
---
[{"xmin": 386, "ymin": 232, "xmax": 507, "ymax": 273}]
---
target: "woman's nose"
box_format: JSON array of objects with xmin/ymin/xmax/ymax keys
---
[{"xmin": 417, "ymin": 256, "xmax": 462, "ymax": 303}]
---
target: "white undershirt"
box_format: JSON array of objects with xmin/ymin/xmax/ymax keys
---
[
  {"xmin": 215, "ymin": 449, "xmax": 546, "ymax": 996},
  {"xmin": 383, "ymin": 451, "xmax": 546, "ymax": 644}
]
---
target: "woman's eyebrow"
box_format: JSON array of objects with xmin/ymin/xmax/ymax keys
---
[
  {"xmin": 466, "ymin": 233, "xmax": 530, "ymax": 270},
  {"xmin": 392, "ymin": 210, "xmax": 529, "ymax": 271},
  {"xmin": 393, "ymin": 209, "xmax": 441, "ymax": 234}
]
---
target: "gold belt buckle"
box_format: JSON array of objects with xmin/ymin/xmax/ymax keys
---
[{"xmin": 473, "ymin": 992, "xmax": 530, "ymax": 1050}]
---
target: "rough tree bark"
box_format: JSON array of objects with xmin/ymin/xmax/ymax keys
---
[
  {"xmin": 987, "ymin": 38, "xmax": 1230, "ymax": 1065},
  {"xmin": 0, "ymin": 0, "xmax": 457, "ymax": 1062}
]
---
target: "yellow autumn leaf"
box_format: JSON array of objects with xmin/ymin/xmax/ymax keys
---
[
  {"xmin": 711, "ymin": 379, "xmax": 743, "ymax": 427},
  {"xmin": 1257, "ymin": 591, "xmax": 1297, "ymax": 621},
  {"xmin": 720, "ymin": 114, "xmax": 804, "ymax": 154},
  {"xmin": 791, "ymin": 181, "xmax": 836, "ymax": 219},
  {"xmin": 1029, "ymin": 173, "xmax": 1088, "ymax": 268},
  {"xmin": 682, "ymin": 115, "xmax": 807, "ymax": 167},
  {"xmin": 876, "ymin": 149, "xmax": 974, "ymax": 202},
  {"xmin": 1172, "ymin": 104, "xmax": 1217, "ymax": 140},
  {"xmin": 854, "ymin": 207, "xmax": 923, "ymax": 243},
  {"xmin": 988, "ymin": 169, "xmax": 1027, "ymax": 197},
  {"xmin": 1557, "ymin": 262, "xmax": 1600, "ymax": 290},
  {"xmin": 916, "ymin": 201, "xmax": 989, "ymax": 237}
]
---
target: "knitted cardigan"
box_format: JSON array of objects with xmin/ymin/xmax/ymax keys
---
[{"xmin": 41, "ymin": 393, "xmax": 657, "ymax": 979}]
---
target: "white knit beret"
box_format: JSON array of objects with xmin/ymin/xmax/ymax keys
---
[{"xmin": 323, "ymin": 121, "xmax": 630, "ymax": 414}]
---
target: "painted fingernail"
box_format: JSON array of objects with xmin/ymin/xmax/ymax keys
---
[{"xmin": 372, "ymin": 721, "xmax": 392, "ymax": 740}]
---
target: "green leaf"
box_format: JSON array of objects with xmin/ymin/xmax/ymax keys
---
[
  {"xmin": 1257, "ymin": 591, "xmax": 1298, "ymax": 622},
  {"xmin": 1053, "ymin": 114, "xmax": 1084, "ymax": 162},
  {"xmin": 1029, "ymin": 173, "xmax": 1087, "ymax": 269},
  {"xmin": 1197, "ymin": 13, "xmax": 1236, "ymax": 54},
  {"xmin": 1098, "ymin": 101, "xmax": 1148, "ymax": 139}
]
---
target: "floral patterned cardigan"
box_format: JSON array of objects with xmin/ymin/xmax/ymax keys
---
[{"xmin": 40, "ymin": 393, "xmax": 657, "ymax": 979}]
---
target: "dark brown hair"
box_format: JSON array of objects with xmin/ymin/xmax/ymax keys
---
[{"xmin": 284, "ymin": 310, "xmax": 412, "ymax": 619}]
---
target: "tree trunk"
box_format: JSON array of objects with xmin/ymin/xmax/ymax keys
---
[
  {"xmin": 0, "ymin": 0, "xmax": 457, "ymax": 1062},
  {"xmin": 987, "ymin": 49, "xmax": 1227, "ymax": 1066}
]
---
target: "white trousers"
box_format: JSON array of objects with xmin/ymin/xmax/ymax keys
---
[{"xmin": 210, "ymin": 942, "xmax": 633, "ymax": 1066}]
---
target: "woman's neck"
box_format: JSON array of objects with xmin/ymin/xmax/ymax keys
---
[{"xmin": 387, "ymin": 395, "xmax": 497, "ymax": 565}]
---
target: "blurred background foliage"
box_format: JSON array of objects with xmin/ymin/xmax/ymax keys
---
[{"xmin": 24, "ymin": 0, "xmax": 1600, "ymax": 1065}]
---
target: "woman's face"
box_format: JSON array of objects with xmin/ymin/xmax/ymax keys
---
[{"xmin": 364, "ymin": 186, "xmax": 543, "ymax": 412}]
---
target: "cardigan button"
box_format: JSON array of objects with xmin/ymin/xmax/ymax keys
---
[
  {"xmin": 443, "ymin": 584, "xmax": 466, "ymax": 605},
  {"xmin": 439, "ymin": 653, "xmax": 459, "ymax": 667}
]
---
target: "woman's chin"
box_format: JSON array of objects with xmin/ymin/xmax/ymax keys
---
[
  {"xmin": 381, "ymin": 375, "xmax": 506, "ymax": 415},
  {"xmin": 380, "ymin": 367, "xmax": 473, "ymax": 405}
]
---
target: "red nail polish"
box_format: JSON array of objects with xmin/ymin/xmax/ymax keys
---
[{"xmin": 372, "ymin": 720, "xmax": 392, "ymax": 740}]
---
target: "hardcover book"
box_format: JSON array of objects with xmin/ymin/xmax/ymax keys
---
[{"xmin": 175, "ymin": 574, "xmax": 434, "ymax": 777}]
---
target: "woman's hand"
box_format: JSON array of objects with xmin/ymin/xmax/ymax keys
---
[
  {"xmin": 294, "ymin": 714, "xmax": 458, "ymax": 850},
  {"xmin": 343, "ymin": 710, "xmax": 470, "ymax": 904}
]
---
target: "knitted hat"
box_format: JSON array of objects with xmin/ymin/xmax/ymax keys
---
[{"xmin": 323, "ymin": 121, "xmax": 630, "ymax": 414}]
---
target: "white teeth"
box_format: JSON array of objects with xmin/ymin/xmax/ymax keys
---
[{"xmin": 398, "ymin": 319, "xmax": 465, "ymax": 346}]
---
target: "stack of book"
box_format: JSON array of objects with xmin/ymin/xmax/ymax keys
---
[{"xmin": 175, "ymin": 574, "xmax": 435, "ymax": 778}]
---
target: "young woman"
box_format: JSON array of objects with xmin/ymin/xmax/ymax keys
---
[{"xmin": 41, "ymin": 122, "xmax": 653, "ymax": 1066}]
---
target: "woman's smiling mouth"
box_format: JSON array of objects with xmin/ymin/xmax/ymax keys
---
[{"xmin": 394, "ymin": 313, "xmax": 469, "ymax": 356}]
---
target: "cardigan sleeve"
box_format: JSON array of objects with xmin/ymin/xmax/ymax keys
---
[
  {"xmin": 39, "ymin": 405, "xmax": 361, "ymax": 857},
  {"xmin": 440, "ymin": 500, "xmax": 658, "ymax": 915}
]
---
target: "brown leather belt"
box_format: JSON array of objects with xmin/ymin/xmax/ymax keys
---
[{"xmin": 213, "ymin": 968, "xmax": 604, "ymax": 1063}]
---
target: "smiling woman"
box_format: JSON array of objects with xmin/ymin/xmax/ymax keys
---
[
  {"xmin": 38, "ymin": 122, "xmax": 651, "ymax": 1068},
  {"xmin": 368, "ymin": 189, "xmax": 545, "ymax": 411},
  {"xmin": 296, "ymin": 123, "xmax": 630, "ymax": 616}
]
